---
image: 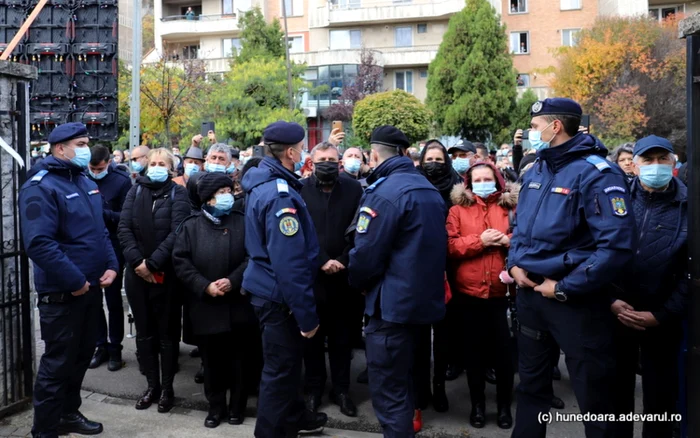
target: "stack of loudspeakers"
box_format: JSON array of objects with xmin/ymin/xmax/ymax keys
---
[{"xmin": 0, "ymin": 0, "xmax": 118, "ymax": 142}]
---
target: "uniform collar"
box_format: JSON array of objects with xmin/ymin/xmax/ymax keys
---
[
  {"xmin": 367, "ymin": 155, "xmax": 415, "ymax": 184},
  {"xmin": 261, "ymin": 157, "xmax": 302, "ymax": 191}
]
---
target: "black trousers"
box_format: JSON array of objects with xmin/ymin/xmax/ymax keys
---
[
  {"xmin": 411, "ymin": 317, "xmax": 449, "ymax": 410},
  {"xmin": 125, "ymin": 269, "xmax": 180, "ymax": 342},
  {"xmin": 200, "ymin": 330, "xmax": 253, "ymax": 415},
  {"xmin": 452, "ymin": 293, "xmax": 514, "ymax": 407},
  {"xmin": 33, "ymin": 287, "xmax": 101, "ymax": 436},
  {"xmin": 96, "ymin": 264, "xmax": 124, "ymax": 351},
  {"xmin": 303, "ymin": 296, "xmax": 353, "ymax": 396},
  {"xmin": 613, "ymin": 320, "xmax": 682, "ymax": 438}
]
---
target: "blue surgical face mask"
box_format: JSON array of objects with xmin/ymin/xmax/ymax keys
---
[
  {"xmin": 213, "ymin": 193, "xmax": 234, "ymax": 215},
  {"xmin": 472, "ymin": 181, "xmax": 497, "ymax": 198},
  {"xmin": 184, "ymin": 163, "xmax": 200, "ymax": 177},
  {"xmin": 131, "ymin": 161, "xmax": 144, "ymax": 173},
  {"xmin": 70, "ymin": 146, "xmax": 91, "ymax": 169},
  {"xmin": 344, "ymin": 158, "xmax": 361, "ymax": 174},
  {"xmin": 147, "ymin": 166, "xmax": 169, "ymax": 182},
  {"xmin": 89, "ymin": 168, "xmax": 108, "ymax": 180},
  {"xmin": 226, "ymin": 164, "xmax": 236, "ymax": 174},
  {"xmin": 639, "ymin": 164, "xmax": 673, "ymax": 189},
  {"xmin": 293, "ymin": 148, "xmax": 303, "ymax": 172},
  {"xmin": 529, "ymin": 122, "xmax": 555, "ymax": 151},
  {"xmin": 452, "ymin": 157, "xmax": 470, "ymax": 174},
  {"xmin": 205, "ymin": 162, "xmax": 227, "ymax": 173}
]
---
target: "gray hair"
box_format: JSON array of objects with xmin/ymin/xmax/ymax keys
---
[
  {"xmin": 207, "ymin": 143, "xmax": 232, "ymax": 162},
  {"xmin": 609, "ymin": 143, "xmax": 634, "ymax": 163},
  {"xmin": 310, "ymin": 141, "xmax": 338, "ymax": 159}
]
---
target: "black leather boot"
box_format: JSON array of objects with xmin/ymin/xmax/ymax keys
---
[
  {"xmin": 497, "ymin": 404, "xmax": 513, "ymax": 429},
  {"xmin": 107, "ymin": 344, "xmax": 123, "ymax": 372},
  {"xmin": 88, "ymin": 347, "xmax": 108, "ymax": 369},
  {"xmin": 158, "ymin": 340, "xmax": 176, "ymax": 413},
  {"xmin": 135, "ymin": 337, "xmax": 160, "ymax": 410},
  {"xmin": 470, "ymin": 402, "xmax": 486, "ymax": 428}
]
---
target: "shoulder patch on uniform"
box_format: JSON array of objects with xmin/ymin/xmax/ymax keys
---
[
  {"xmin": 65, "ymin": 193, "xmax": 79, "ymax": 199},
  {"xmin": 610, "ymin": 196, "xmax": 628, "ymax": 216},
  {"xmin": 276, "ymin": 178, "xmax": 289, "ymax": 195},
  {"xmin": 365, "ymin": 177, "xmax": 387, "ymax": 192},
  {"xmin": 551, "ymin": 187, "xmax": 571, "ymax": 195},
  {"xmin": 31, "ymin": 169, "xmax": 48, "ymax": 184},
  {"xmin": 603, "ymin": 186, "xmax": 626, "ymax": 194},
  {"xmin": 585, "ymin": 155, "xmax": 611, "ymax": 172},
  {"xmin": 279, "ymin": 216, "xmax": 299, "ymax": 236},
  {"xmin": 88, "ymin": 189, "xmax": 100, "ymax": 195},
  {"xmin": 359, "ymin": 206, "xmax": 377, "ymax": 218},
  {"xmin": 275, "ymin": 207, "xmax": 297, "ymax": 217}
]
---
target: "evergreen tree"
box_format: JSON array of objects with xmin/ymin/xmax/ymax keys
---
[
  {"xmin": 427, "ymin": 0, "xmax": 517, "ymax": 141},
  {"xmin": 353, "ymin": 90, "xmax": 432, "ymax": 144},
  {"xmin": 235, "ymin": 8, "xmax": 286, "ymax": 62}
]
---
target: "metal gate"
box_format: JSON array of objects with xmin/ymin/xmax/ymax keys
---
[{"xmin": 0, "ymin": 75, "xmax": 34, "ymax": 417}]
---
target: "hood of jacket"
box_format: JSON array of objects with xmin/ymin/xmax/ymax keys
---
[
  {"xmin": 241, "ymin": 156, "xmax": 302, "ymax": 194},
  {"xmin": 367, "ymin": 155, "xmax": 417, "ymax": 184},
  {"xmin": 28, "ymin": 155, "xmax": 85, "ymax": 179},
  {"xmin": 450, "ymin": 181, "xmax": 520, "ymax": 209},
  {"xmin": 538, "ymin": 133, "xmax": 608, "ymax": 173}
]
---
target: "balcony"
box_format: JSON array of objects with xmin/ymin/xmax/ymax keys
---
[
  {"xmin": 159, "ymin": 14, "xmax": 241, "ymax": 38},
  {"xmin": 159, "ymin": 57, "xmax": 233, "ymax": 73},
  {"xmin": 309, "ymin": 0, "xmax": 463, "ymax": 28},
  {"xmin": 290, "ymin": 45, "xmax": 438, "ymax": 68}
]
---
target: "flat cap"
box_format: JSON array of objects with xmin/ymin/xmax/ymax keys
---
[
  {"xmin": 530, "ymin": 98, "xmax": 582, "ymax": 117},
  {"xmin": 447, "ymin": 140, "xmax": 476, "ymax": 155},
  {"xmin": 48, "ymin": 122, "xmax": 89, "ymax": 145},
  {"xmin": 197, "ymin": 172, "xmax": 234, "ymax": 203},
  {"xmin": 263, "ymin": 121, "xmax": 305, "ymax": 145},
  {"xmin": 634, "ymin": 135, "xmax": 674, "ymax": 157},
  {"xmin": 183, "ymin": 147, "xmax": 204, "ymax": 161},
  {"xmin": 370, "ymin": 125, "xmax": 410, "ymax": 149}
]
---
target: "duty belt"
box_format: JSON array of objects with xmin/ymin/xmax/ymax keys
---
[
  {"xmin": 513, "ymin": 319, "xmax": 549, "ymax": 341},
  {"xmin": 38, "ymin": 292, "xmax": 75, "ymax": 304}
]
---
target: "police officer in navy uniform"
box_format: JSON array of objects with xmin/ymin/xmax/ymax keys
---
[
  {"xmin": 508, "ymin": 99, "xmax": 635, "ymax": 438},
  {"xmin": 241, "ymin": 121, "xmax": 328, "ymax": 437},
  {"xmin": 348, "ymin": 126, "xmax": 447, "ymax": 437},
  {"xmin": 20, "ymin": 123, "xmax": 119, "ymax": 438},
  {"xmin": 86, "ymin": 145, "xmax": 133, "ymax": 371}
]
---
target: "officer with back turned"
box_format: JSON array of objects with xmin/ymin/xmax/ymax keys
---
[
  {"xmin": 20, "ymin": 123, "xmax": 119, "ymax": 437},
  {"xmin": 508, "ymin": 99, "xmax": 635, "ymax": 438},
  {"xmin": 241, "ymin": 121, "xmax": 328, "ymax": 437},
  {"xmin": 348, "ymin": 125, "xmax": 447, "ymax": 437}
]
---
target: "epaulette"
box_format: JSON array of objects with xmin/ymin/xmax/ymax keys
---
[
  {"xmin": 30, "ymin": 169, "xmax": 49, "ymax": 185},
  {"xmin": 365, "ymin": 177, "xmax": 386, "ymax": 193},
  {"xmin": 276, "ymin": 178, "xmax": 289, "ymax": 197},
  {"xmin": 584, "ymin": 155, "xmax": 611, "ymax": 172}
]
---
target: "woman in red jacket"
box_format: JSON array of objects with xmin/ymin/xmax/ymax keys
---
[{"xmin": 446, "ymin": 162, "xmax": 519, "ymax": 430}]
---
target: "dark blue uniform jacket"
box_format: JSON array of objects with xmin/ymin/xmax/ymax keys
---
[
  {"xmin": 348, "ymin": 155, "xmax": 447, "ymax": 325},
  {"xmin": 508, "ymin": 133, "xmax": 635, "ymax": 296},
  {"xmin": 89, "ymin": 164, "xmax": 132, "ymax": 261},
  {"xmin": 616, "ymin": 177, "xmax": 688, "ymax": 324},
  {"xmin": 241, "ymin": 157, "xmax": 320, "ymax": 333},
  {"xmin": 20, "ymin": 156, "xmax": 119, "ymax": 295}
]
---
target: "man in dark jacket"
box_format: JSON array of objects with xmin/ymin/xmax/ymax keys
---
[
  {"xmin": 611, "ymin": 135, "xmax": 688, "ymax": 438},
  {"xmin": 300, "ymin": 142, "xmax": 363, "ymax": 418},
  {"xmin": 86, "ymin": 145, "xmax": 133, "ymax": 371},
  {"xmin": 19, "ymin": 123, "xmax": 119, "ymax": 437},
  {"xmin": 348, "ymin": 125, "xmax": 447, "ymax": 436}
]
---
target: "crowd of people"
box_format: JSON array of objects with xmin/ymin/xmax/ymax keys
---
[{"xmin": 19, "ymin": 96, "xmax": 688, "ymax": 438}]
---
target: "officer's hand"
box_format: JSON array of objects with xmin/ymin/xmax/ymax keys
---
[
  {"xmin": 214, "ymin": 278, "xmax": 232, "ymax": 293},
  {"xmin": 534, "ymin": 278, "xmax": 557, "ymax": 298},
  {"xmin": 511, "ymin": 266, "xmax": 537, "ymax": 289},
  {"xmin": 622, "ymin": 310, "xmax": 659, "ymax": 328},
  {"xmin": 301, "ymin": 325, "xmax": 320, "ymax": 339},
  {"xmin": 610, "ymin": 299, "xmax": 634, "ymax": 316},
  {"xmin": 72, "ymin": 281, "xmax": 90, "ymax": 296},
  {"xmin": 513, "ymin": 129, "xmax": 523, "ymax": 147},
  {"xmin": 328, "ymin": 129, "xmax": 346, "ymax": 146},
  {"xmin": 206, "ymin": 283, "xmax": 224, "ymax": 297},
  {"xmin": 99, "ymin": 270, "xmax": 118, "ymax": 288}
]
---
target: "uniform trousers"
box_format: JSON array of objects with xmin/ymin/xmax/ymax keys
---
[{"xmin": 32, "ymin": 287, "xmax": 101, "ymax": 437}]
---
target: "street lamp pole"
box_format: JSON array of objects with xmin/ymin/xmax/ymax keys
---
[{"xmin": 281, "ymin": 0, "xmax": 294, "ymax": 110}]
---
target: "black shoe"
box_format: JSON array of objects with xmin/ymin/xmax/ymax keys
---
[
  {"xmin": 305, "ymin": 394, "xmax": 321, "ymax": 413},
  {"xmin": 107, "ymin": 348, "xmax": 123, "ymax": 372},
  {"xmin": 551, "ymin": 396, "xmax": 565, "ymax": 410},
  {"xmin": 204, "ymin": 411, "xmax": 223, "ymax": 428},
  {"xmin": 228, "ymin": 411, "xmax": 244, "ymax": 425},
  {"xmin": 445, "ymin": 364, "xmax": 462, "ymax": 381},
  {"xmin": 88, "ymin": 347, "xmax": 108, "ymax": 369},
  {"xmin": 190, "ymin": 347, "xmax": 201, "ymax": 358},
  {"xmin": 357, "ymin": 368, "xmax": 369, "ymax": 385},
  {"xmin": 470, "ymin": 403, "xmax": 486, "ymax": 428},
  {"xmin": 432, "ymin": 382, "xmax": 449, "ymax": 413},
  {"xmin": 158, "ymin": 388, "xmax": 175, "ymax": 413},
  {"xmin": 330, "ymin": 391, "xmax": 357, "ymax": 417},
  {"xmin": 552, "ymin": 365, "xmax": 561, "ymax": 381},
  {"xmin": 497, "ymin": 405, "xmax": 513, "ymax": 429},
  {"xmin": 485, "ymin": 368, "xmax": 497, "ymax": 385},
  {"xmin": 298, "ymin": 411, "xmax": 328, "ymax": 434},
  {"xmin": 135, "ymin": 387, "xmax": 161, "ymax": 410},
  {"xmin": 57, "ymin": 411, "xmax": 103, "ymax": 435},
  {"xmin": 194, "ymin": 365, "xmax": 204, "ymax": 384}
]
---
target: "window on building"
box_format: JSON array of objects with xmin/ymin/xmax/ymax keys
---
[
  {"xmin": 417, "ymin": 23, "xmax": 427, "ymax": 34},
  {"xmin": 561, "ymin": 29, "xmax": 580, "ymax": 47},
  {"xmin": 182, "ymin": 45, "xmax": 200, "ymax": 60},
  {"xmin": 222, "ymin": 38, "xmax": 242, "ymax": 57},
  {"xmin": 649, "ymin": 5, "xmax": 684, "ymax": 22},
  {"xmin": 329, "ymin": 30, "xmax": 361, "ymax": 50},
  {"xmin": 420, "ymin": 69, "xmax": 428, "ymax": 78},
  {"xmin": 222, "ymin": 0, "xmax": 234, "ymax": 15},
  {"xmin": 395, "ymin": 71, "xmax": 413, "ymax": 93},
  {"xmin": 516, "ymin": 73, "xmax": 529, "ymax": 87},
  {"xmin": 510, "ymin": 32, "xmax": 529, "ymax": 54},
  {"xmin": 510, "ymin": 0, "xmax": 526, "ymax": 13},
  {"xmin": 395, "ymin": 26, "xmax": 413, "ymax": 48},
  {"xmin": 330, "ymin": 0, "xmax": 360, "ymax": 9},
  {"xmin": 283, "ymin": 0, "xmax": 303, "ymax": 16},
  {"xmin": 288, "ymin": 36, "xmax": 303, "ymax": 53},
  {"xmin": 560, "ymin": 0, "xmax": 581, "ymax": 10}
]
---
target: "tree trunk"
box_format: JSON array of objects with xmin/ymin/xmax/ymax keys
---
[{"xmin": 163, "ymin": 117, "xmax": 171, "ymax": 148}]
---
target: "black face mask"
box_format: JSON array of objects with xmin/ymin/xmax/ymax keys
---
[
  {"xmin": 314, "ymin": 161, "xmax": 339, "ymax": 184},
  {"xmin": 423, "ymin": 161, "xmax": 448, "ymax": 178}
]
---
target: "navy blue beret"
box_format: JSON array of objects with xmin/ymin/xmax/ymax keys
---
[
  {"xmin": 530, "ymin": 98, "xmax": 582, "ymax": 118},
  {"xmin": 48, "ymin": 122, "xmax": 89, "ymax": 145},
  {"xmin": 263, "ymin": 121, "xmax": 305, "ymax": 145},
  {"xmin": 370, "ymin": 125, "xmax": 410, "ymax": 149},
  {"xmin": 634, "ymin": 135, "xmax": 674, "ymax": 157}
]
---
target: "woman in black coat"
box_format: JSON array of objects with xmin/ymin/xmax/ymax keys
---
[
  {"xmin": 172, "ymin": 172, "xmax": 254, "ymax": 429},
  {"xmin": 118, "ymin": 148, "xmax": 190, "ymax": 413}
]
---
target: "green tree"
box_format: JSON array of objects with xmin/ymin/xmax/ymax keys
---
[
  {"xmin": 426, "ymin": 0, "xmax": 516, "ymax": 141},
  {"xmin": 493, "ymin": 89, "xmax": 538, "ymax": 145},
  {"xmin": 235, "ymin": 8, "xmax": 286, "ymax": 62},
  {"xmin": 352, "ymin": 90, "xmax": 432, "ymax": 144}
]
